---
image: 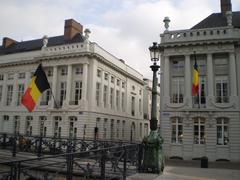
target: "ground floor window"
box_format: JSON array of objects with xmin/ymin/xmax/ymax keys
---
[
  {"xmin": 217, "ymin": 117, "xmax": 229, "ymax": 145},
  {"xmin": 193, "ymin": 117, "xmax": 205, "ymax": 144},
  {"xmin": 171, "ymin": 117, "xmax": 183, "ymax": 144}
]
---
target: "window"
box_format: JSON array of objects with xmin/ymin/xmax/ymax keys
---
[
  {"xmin": 103, "ymin": 118, "xmax": 107, "ymax": 139},
  {"xmin": 18, "ymin": 73, "xmax": 25, "ymax": 79},
  {"xmin": 110, "ymin": 119, "xmax": 114, "ymax": 139},
  {"xmin": 61, "ymin": 67, "xmax": 67, "ymax": 76},
  {"xmin": 171, "ymin": 77, "xmax": 184, "ymax": 103},
  {"xmin": 97, "ymin": 69, "xmax": 102, "ymax": 77},
  {"xmin": 103, "ymin": 85, "xmax": 108, "ymax": 108},
  {"xmin": 54, "ymin": 116, "xmax": 61, "ymax": 138},
  {"xmin": 104, "ymin": 73, "xmax": 108, "ymax": 80},
  {"xmin": 0, "ymin": 74, "xmax": 4, "ymax": 81},
  {"xmin": 132, "ymin": 85, "xmax": 135, "ymax": 91},
  {"xmin": 116, "ymin": 120, "xmax": 120, "ymax": 139},
  {"xmin": 171, "ymin": 117, "xmax": 183, "ymax": 144},
  {"xmin": 6, "ymin": 85, "xmax": 13, "ymax": 106},
  {"xmin": 75, "ymin": 66, "xmax": 83, "ymax": 75},
  {"xmin": 171, "ymin": 59, "xmax": 184, "ymax": 75},
  {"xmin": 96, "ymin": 82, "xmax": 101, "ymax": 107},
  {"xmin": 41, "ymin": 83, "xmax": 51, "ymax": 106},
  {"xmin": 121, "ymin": 92, "xmax": 125, "ymax": 112},
  {"xmin": 131, "ymin": 96, "xmax": 135, "ymax": 116},
  {"xmin": 0, "ymin": 85, "xmax": 2, "ymax": 102},
  {"xmin": 116, "ymin": 90, "xmax": 120, "ymax": 110},
  {"xmin": 47, "ymin": 69, "xmax": 53, "ymax": 77},
  {"xmin": 69, "ymin": 116, "xmax": 77, "ymax": 138},
  {"xmin": 194, "ymin": 118, "xmax": 205, "ymax": 144},
  {"xmin": 122, "ymin": 82, "xmax": 125, "ymax": 88},
  {"xmin": 14, "ymin": 116, "xmax": 20, "ymax": 135},
  {"xmin": 144, "ymin": 123, "xmax": 149, "ymax": 136},
  {"xmin": 140, "ymin": 123, "xmax": 143, "ymax": 138},
  {"xmin": 215, "ymin": 76, "xmax": 229, "ymax": 103},
  {"xmin": 110, "ymin": 88, "xmax": 114, "ymax": 109},
  {"xmin": 217, "ymin": 118, "xmax": 229, "ymax": 145},
  {"xmin": 16, "ymin": 84, "xmax": 25, "ymax": 106},
  {"xmin": 193, "ymin": 76, "xmax": 206, "ymax": 107},
  {"xmin": 59, "ymin": 82, "xmax": 66, "ymax": 106},
  {"xmin": 139, "ymin": 89, "xmax": 142, "ymax": 95},
  {"xmin": 139, "ymin": 99, "xmax": 142, "ymax": 114},
  {"xmin": 73, "ymin": 81, "xmax": 82, "ymax": 105},
  {"xmin": 25, "ymin": 116, "xmax": 33, "ymax": 136},
  {"xmin": 117, "ymin": 79, "xmax": 120, "ymax": 86},
  {"xmin": 39, "ymin": 116, "xmax": 47, "ymax": 136},
  {"xmin": 111, "ymin": 76, "xmax": 114, "ymax": 83},
  {"xmin": 122, "ymin": 120, "xmax": 125, "ymax": 139},
  {"xmin": 8, "ymin": 73, "xmax": 14, "ymax": 80}
]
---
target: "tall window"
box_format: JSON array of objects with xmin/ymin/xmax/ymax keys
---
[
  {"xmin": 75, "ymin": 66, "xmax": 83, "ymax": 75},
  {"xmin": 214, "ymin": 55, "xmax": 229, "ymax": 103},
  {"xmin": 140, "ymin": 123, "xmax": 142, "ymax": 138},
  {"xmin": 61, "ymin": 67, "xmax": 67, "ymax": 76},
  {"xmin": 110, "ymin": 88, "xmax": 114, "ymax": 109},
  {"xmin": 139, "ymin": 99, "xmax": 142, "ymax": 115},
  {"xmin": 25, "ymin": 116, "xmax": 33, "ymax": 136},
  {"xmin": 96, "ymin": 82, "xmax": 101, "ymax": 107},
  {"xmin": 116, "ymin": 120, "xmax": 120, "ymax": 139},
  {"xmin": 217, "ymin": 118, "xmax": 229, "ymax": 145},
  {"xmin": 121, "ymin": 92, "xmax": 125, "ymax": 112},
  {"xmin": 110, "ymin": 119, "xmax": 114, "ymax": 139},
  {"xmin": 14, "ymin": 116, "xmax": 20, "ymax": 135},
  {"xmin": 54, "ymin": 116, "xmax": 61, "ymax": 138},
  {"xmin": 59, "ymin": 82, "xmax": 66, "ymax": 106},
  {"xmin": 171, "ymin": 117, "xmax": 183, "ymax": 144},
  {"xmin": 131, "ymin": 96, "xmax": 135, "ymax": 116},
  {"xmin": 193, "ymin": 76, "xmax": 206, "ymax": 108},
  {"xmin": 171, "ymin": 58, "xmax": 184, "ymax": 103},
  {"xmin": 215, "ymin": 77, "xmax": 229, "ymax": 103},
  {"xmin": 194, "ymin": 118, "xmax": 205, "ymax": 144},
  {"xmin": 103, "ymin": 118, "xmax": 107, "ymax": 139},
  {"xmin": 122, "ymin": 120, "xmax": 125, "ymax": 139},
  {"xmin": 39, "ymin": 116, "xmax": 47, "ymax": 137},
  {"xmin": 6, "ymin": 85, "xmax": 13, "ymax": 106},
  {"xmin": 116, "ymin": 90, "xmax": 120, "ymax": 110},
  {"xmin": 97, "ymin": 69, "xmax": 102, "ymax": 77},
  {"xmin": 0, "ymin": 74, "xmax": 4, "ymax": 81},
  {"xmin": 69, "ymin": 116, "xmax": 77, "ymax": 138},
  {"xmin": 0, "ymin": 85, "xmax": 2, "ymax": 102},
  {"xmin": 103, "ymin": 85, "xmax": 108, "ymax": 108},
  {"xmin": 171, "ymin": 77, "xmax": 184, "ymax": 103},
  {"xmin": 74, "ymin": 81, "xmax": 82, "ymax": 105},
  {"xmin": 17, "ymin": 84, "xmax": 25, "ymax": 106}
]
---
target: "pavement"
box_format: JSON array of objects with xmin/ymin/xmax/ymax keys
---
[{"xmin": 127, "ymin": 159, "xmax": 240, "ymax": 180}]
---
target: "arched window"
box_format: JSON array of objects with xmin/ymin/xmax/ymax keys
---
[
  {"xmin": 171, "ymin": 117, "xmax": 183, "ymax": 144},
  {"xmin": 216, "ymin": 118, "xmax": 229, "ymax": 145},
  {"xmin": 193, "ymin": 117, "xmax": 205, "ymax": 144}
]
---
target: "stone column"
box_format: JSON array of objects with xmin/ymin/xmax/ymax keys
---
[
  {"xmin": 11, "ymin": 73, "xmax": 18, "ymax": 106},
  {"xmin": 207, "ymin": 53, "xmax": 214, "ymax": 105},
  {"xmin": 163, "ymin": 55, "xmax": 170, "ymax": 103},
  {"xmin": 51, "ymin": 66, "xmax": 58, "ymax": 108},
  {"xmin": 82, "ymin": 63, "xmax": 88, "ymax": 101},
  {"xmin": 65, "ymin": 64, "xmax": 72, "ymax": 105},
  {"xmin": 185, "ymin": 55, "xmax": 192, "ymax": 107},
  {"xmin": 229, "ymin": 52, "xmax": 237, "ymax": 99}
]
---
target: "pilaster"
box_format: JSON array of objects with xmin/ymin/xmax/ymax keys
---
[{"xmin": 185, "ymin": 55, "xmax": 192, "ymax": 107}]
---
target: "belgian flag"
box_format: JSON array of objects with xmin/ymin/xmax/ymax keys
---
[
  {"xmin": 192, "ymin": 54, "xmax": 199, "ymax": 96},
  {"xmin": 21, "ymin": 64, "xmax": 50, "ymax": 112}
]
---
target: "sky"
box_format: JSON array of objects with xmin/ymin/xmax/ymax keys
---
[{"xmin": 0, "ymin": 0, "xmax": 240, "ymax": 79}]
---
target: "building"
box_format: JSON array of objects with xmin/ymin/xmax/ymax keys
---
[
  {"xmin": 0, "ymin": 19, "xmax": 151, "ymax": 141},
  {"xmin": 160, "ymin": 0, "xmax": 240, "ymax": 161}
]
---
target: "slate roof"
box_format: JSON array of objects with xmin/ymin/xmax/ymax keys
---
[
  {"xmin": 191, "ymin": 11, "xmax": 240, "ymax": 29},
  {"xmin": 0, "ymin": 33, "xmax": 85, "ymax": 55}
]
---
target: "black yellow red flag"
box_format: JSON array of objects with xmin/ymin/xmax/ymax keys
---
[
  {"xmin": 192, "ymin": 54, "xmax": 199, "ymax": 96},
  {"xmin": 21, "ymin": 64, "xmax": 50, "ymax": 112}
]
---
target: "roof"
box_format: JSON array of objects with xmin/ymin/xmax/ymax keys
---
[
  {"xmin": 191, "ymin": 11, "xmax": 240, "ymax": 29},
  {"xmin": 0, "ymin": 33, "xmax": 85, "ymax": 55}
]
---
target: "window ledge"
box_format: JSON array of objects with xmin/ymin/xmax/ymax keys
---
[
  {"xmin": 166, "ymin": 102, "xmax": 186, "ymax": 108},
  {"xmin": 211, "ymin": 101, "xmax": 235, "ymax": 109}
]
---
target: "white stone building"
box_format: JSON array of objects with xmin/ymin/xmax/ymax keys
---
[
  {"xmin": 0, "ymin": 19, "xmax": 151, "ymax": 141},
  {"xmin": 160, "ymin": 0, "xmax": 240, "ymax": 161}
]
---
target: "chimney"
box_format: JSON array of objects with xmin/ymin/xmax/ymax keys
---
[
  {"xmin": 2, "ymin": 37, "xmax": 17, "ymax": 48},
  {"xmin": 220, "ymin": 0, "xmax": 232, "ymax": 13},
  {"xmin": 64, "ymin": 19, "xmax": 83, "ymax": 40}
]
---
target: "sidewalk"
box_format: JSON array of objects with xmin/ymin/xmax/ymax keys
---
[{"xmin": 127, "ymin": 159, "xmax": 240, "ymax": 180}]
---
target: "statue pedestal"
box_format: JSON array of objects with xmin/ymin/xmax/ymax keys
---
[{"xmin": 142, "ymin": 131, "xmax": 164, "ymax": 174}]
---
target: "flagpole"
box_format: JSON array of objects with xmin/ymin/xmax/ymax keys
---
[
  {"xmin": 49, "ymin": 88, "xmax": 59, "ymax": 109},
  {"xmin": 194, "ymin": 51, "xmax": 200, "ymax": 109}
]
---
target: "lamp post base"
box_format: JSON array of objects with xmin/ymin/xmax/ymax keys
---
[{"xmin": 142, "ymin": 130, "xmax": 164, "ymax": 174}]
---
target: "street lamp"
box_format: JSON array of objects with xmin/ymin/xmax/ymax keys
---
[{"xmin": 142, "ymin": 42, "xmax": 164, "ymax": 174}]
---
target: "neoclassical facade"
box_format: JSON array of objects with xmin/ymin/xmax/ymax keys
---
[
  {"xmin": 0, "ymin": 19, "xmax": 151, "ymax": 141},
  {"xmin": 160, "ymin": 0, "xmax": 240, "ymax": 161}
]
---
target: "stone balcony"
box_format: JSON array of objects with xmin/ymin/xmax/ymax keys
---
[{"xmin": 160, "ymin": 27, "xmax": 240, "ymax": 45}]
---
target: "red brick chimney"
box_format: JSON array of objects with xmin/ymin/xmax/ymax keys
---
[
  {"xmin": 64, "ymin": 19, "xmax": 83, "ymax": 40},
  {"xmin": 2, "ymin": 37, "xmax": 17, "ymax": 48},
  {"xmin": 220, "ymin": 0, "xmax": 232, "ymax": 13}
]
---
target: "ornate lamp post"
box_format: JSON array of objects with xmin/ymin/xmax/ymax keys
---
[{"xmin": 142, "ymin": 42, "xmax": 164, "ymax": 174}]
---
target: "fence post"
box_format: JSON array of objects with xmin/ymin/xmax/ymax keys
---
[
  {"xmin": 123, "ymin": 147, "xmax": 127, "ymax": 180},
  {"xmin": 100, "ymin": 150, "xmax": 106, "ymax": 180}
]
